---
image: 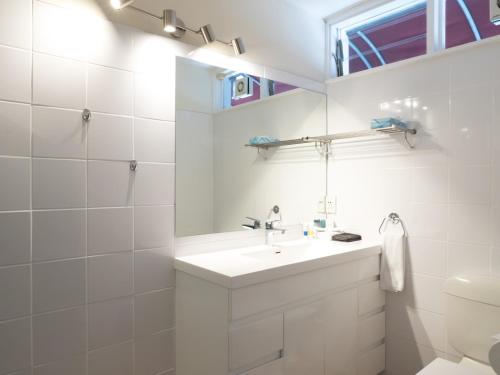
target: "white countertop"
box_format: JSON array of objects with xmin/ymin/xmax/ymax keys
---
[{"xmin": 175, "ymin": 238, "xmax": 381, "ymax": 289}]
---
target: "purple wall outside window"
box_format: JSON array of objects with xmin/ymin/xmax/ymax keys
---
[
  {"xmin": 344, "ymin": 0, "xmax": 500, "ymax": 76},
  {"xmin": 446, "ymin": 0, "xmax": 500, "ymax": 48},
  {"xmin": 347, "ymin": 3, "xmax": 427, "ymax": 74},
  {"xmin": 274, "ymin": 82, "xmax": 298, "ymax": 95}
]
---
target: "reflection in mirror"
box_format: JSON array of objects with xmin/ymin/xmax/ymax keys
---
[{"xmin": 175, "ymin": 57, "xmax": 327, "ymax": 238}]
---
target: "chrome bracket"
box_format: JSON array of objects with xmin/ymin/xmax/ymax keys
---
[
  {"xmin": 82, "ymin": 109, "xmax": 92, "ymax": 122},
  {"xmin": 404, "ymin": 130, "xmax": 416, "ymax": 149},
  {"xmin": 315, "ymin": 141, "xmax": 332, "ymax": 157}
]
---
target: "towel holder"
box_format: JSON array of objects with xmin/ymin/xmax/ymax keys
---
[{"xmin": 379, "ymin": 212, "xmax": 407, "ymax": 235}]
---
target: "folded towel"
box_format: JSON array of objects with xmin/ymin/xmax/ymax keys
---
[
  {"xmin": 380, "ymin": 224, "xmax": 406, "ymax": 292},
  {"xmin": 249, "ymin": 136, "xmax": 279, "ymax": 145},
  {"xmin": 371, "ymin": 117, "xmax": 407, "ymax": 130}
]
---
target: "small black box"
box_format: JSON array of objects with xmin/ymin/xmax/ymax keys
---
[{"xmin": 332, "ymin": 233, "xmax": 362, "ymax": 242}]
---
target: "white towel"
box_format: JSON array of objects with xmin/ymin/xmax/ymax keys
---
[{"xmin": 380, "ymin": 225, "xmax": 406, "ymax": 292}]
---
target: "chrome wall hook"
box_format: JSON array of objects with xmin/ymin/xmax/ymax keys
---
[
  {"xmin": 82, "ymin": 109, "xmax": 92, "ymax": 122},
  {"xmin": 130, "ymin": 160, "xmax": 137, "ymax": 171}
]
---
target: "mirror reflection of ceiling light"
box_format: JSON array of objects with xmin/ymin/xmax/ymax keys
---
[{"xmin": 109, "ymin": 1, "xmax": 246, "ymax": 55}]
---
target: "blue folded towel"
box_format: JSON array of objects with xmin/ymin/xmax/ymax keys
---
[
  {"xmin": 371, "ymin": 118, "xmax": 407, "ymax": 130},
  {"xmin": 249, "ymin": 136, "xmax": 280, "ymax": 145}
]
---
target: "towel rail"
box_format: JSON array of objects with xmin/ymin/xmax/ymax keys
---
[{"xmin": 245, "ymin": 124, "xmax": 417, "ymax": 151}]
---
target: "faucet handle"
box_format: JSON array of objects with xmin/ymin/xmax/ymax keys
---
[
  {"xmin": 267, "ymin": 205, "xmax": 282, "ymax": 221},
  {"xmin": 266, "ymin": 205, "xmax": 282, "ymax": 230},
  {"xmin": 242, "ymin": 217, "xmax": 261, "ymax": 230}
]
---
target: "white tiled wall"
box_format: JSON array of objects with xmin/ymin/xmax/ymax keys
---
[
  {"xmin": 327, "ymin": 38, "xmax": 500, "ymax": 374},
  {"xmin": 175, "ymin": 60, "xmax": 215, "ymax": 237},
  {"xmin": 0, "ymin": 1, "xmax": 180, "ymax": 374}
]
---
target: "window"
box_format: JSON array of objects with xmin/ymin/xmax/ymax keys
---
[
  {"xmin": 446, "ymin": 0, "xmax": 500, "ymax": 48},
  {"xmin": 329, "ymin": 0, "xmax": 500, "ymax": 78},
  {"xmin": 331, "ymin": 0, "xmax": 427, "ymax": 76},
  {"xmin": 221, "ymin": 73, "xmax": 297, "ymax": 109}
]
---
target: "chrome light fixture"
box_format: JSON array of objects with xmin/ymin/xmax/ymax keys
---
[
  {"xmin": 231, "ymin": 37, "xmax": 245, "ymax": 56},
  {"xmin": 110, "ymin": 0, "xmax": 134, "ymax": 10},
  {"xmin": 162, "ymin": 9, "xmax": 177, "ymax": 33},
  {"xmin": 200, "ymin": 25, "xmax": 216, "ymax": 44},
  {"xmin": 162, "ymin": 9, "xmax": 186, "ymax": 38},
  {"xmin": 110, "ymin": 4, "xmax": 246, "ymax": 55}
]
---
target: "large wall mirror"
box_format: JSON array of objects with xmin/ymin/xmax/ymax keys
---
[{"xmin": 175, "ymin": 57, "xmax": 327, "ymax": 238}]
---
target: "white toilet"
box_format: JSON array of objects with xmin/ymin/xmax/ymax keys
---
[{"xmin": 418, "ymin": 276, "xmax": 500, "ymax": 375}]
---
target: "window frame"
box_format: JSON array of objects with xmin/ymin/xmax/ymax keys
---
[{"xmin": 326, "ymin": 0, "xmax": 446, "ymax": 78}]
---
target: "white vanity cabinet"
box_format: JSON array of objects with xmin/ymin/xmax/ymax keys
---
[{"xmin": 175, "ymin": 243, "xmax": 385, "ymax": 375}]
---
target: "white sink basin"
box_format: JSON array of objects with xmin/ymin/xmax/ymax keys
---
[
  {"xmin": 243, "ymin": 242, "xmax": 321, "ymax": 263},
  {"xmin": 175, "ymin": 238, "xmax": 381, "ymax": 288}
]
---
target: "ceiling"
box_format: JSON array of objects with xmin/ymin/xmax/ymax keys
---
[
  {"xmin": 47, "ymin": 0, "xmax": 331, "ymax": 81},
  {"xmin": 285, "ymin": 0, "xmax": 363, "ymax": 19}
]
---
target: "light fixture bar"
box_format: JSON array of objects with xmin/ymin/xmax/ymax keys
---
[
  {"xmin": 129, "ymin": 5, "xmax": 162, "ymax": 20},
  {"xmin": 174, "ymin": 24, "xmax": 199, "ymax": 34},
  {"xmin": 109, "ymin": 3, "xmax": 246, "ymax": 55}
]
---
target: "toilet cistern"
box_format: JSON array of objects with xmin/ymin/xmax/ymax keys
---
[
  {"xmin": 265, "ymin": 205, "xmax": 286, "ymax": 245},
  {"xmin": 418, "ymin": 276, "xmax": 500, "ymax": 375},
  {"xmin": 490, "ymin": 334, "xmax": 500, "ymax": 374}
]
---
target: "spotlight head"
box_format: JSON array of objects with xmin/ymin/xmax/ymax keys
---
[
  {"xmin": 231, "ymin": 37, "xmax": 245, "ymax": 55},
  {"xmin": 163, "ymin": 9, "xmax": 177, "ymax": 33},
  {"xmin": 110, "ymin": 0, "xmax": 134, "ymax": 10},
  {"xmin": 200, "ymin": 25, "xmax": 216, "ymax": 44}
]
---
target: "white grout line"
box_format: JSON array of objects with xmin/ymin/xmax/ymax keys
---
[
  {"xmin": 29, "ymin": 2, "xmax": 35, "ymax": 371},
  {"xmin": 131, "ymin": 36, "xmax": 137, "ymax": 375}
]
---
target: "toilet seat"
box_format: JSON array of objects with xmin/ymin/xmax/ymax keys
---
[{"xmin": 417, "ymin": 358, "xmax": 495, "ymax": 375}]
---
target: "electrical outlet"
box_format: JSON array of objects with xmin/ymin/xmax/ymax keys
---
[
  {"xmin": 326, "ymin": 196, "xmax": 336, "ymax": 214},
  {"xmin": 317, "ymin": 197, "xmax": 326, "ymax": 213}
]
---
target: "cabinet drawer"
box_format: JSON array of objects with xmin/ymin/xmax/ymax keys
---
[
  {"xmin": 230, "ymin": 314, "xmax": 284, "ymax": 371},
  {"xmin": 240, "ymin": 358, "xmax": 284, "ymax": 375},
  {"xmin": 357, "ymin": 344, "xmax": 385, "ymax": 375},
  {"xmin": 358, "ymin": 312, "xmax": 385, "ymax": 350},
  {"xmin": 357, "ymin": 255, "xmax": 381, "ymax": 280},
  {"xmin": 231, "ymin": 261, "xmax": 358, "ymax": 320},
  {"xmin": 358, "ymin": 281, "xmax": 385, "ymax": 316}
]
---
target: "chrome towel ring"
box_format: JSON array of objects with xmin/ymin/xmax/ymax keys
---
[{"xmin": 379, "ymin": 212, "xmax": 407, "ymax": 235}]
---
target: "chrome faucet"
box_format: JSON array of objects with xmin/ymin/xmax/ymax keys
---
[
  {"xmin": 242, "ymin": 217, "xmax": 261, "ymax": 230},
  {"xmin": 265, "ymin": 205, "xmax": 286, "ymax": 245}
]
